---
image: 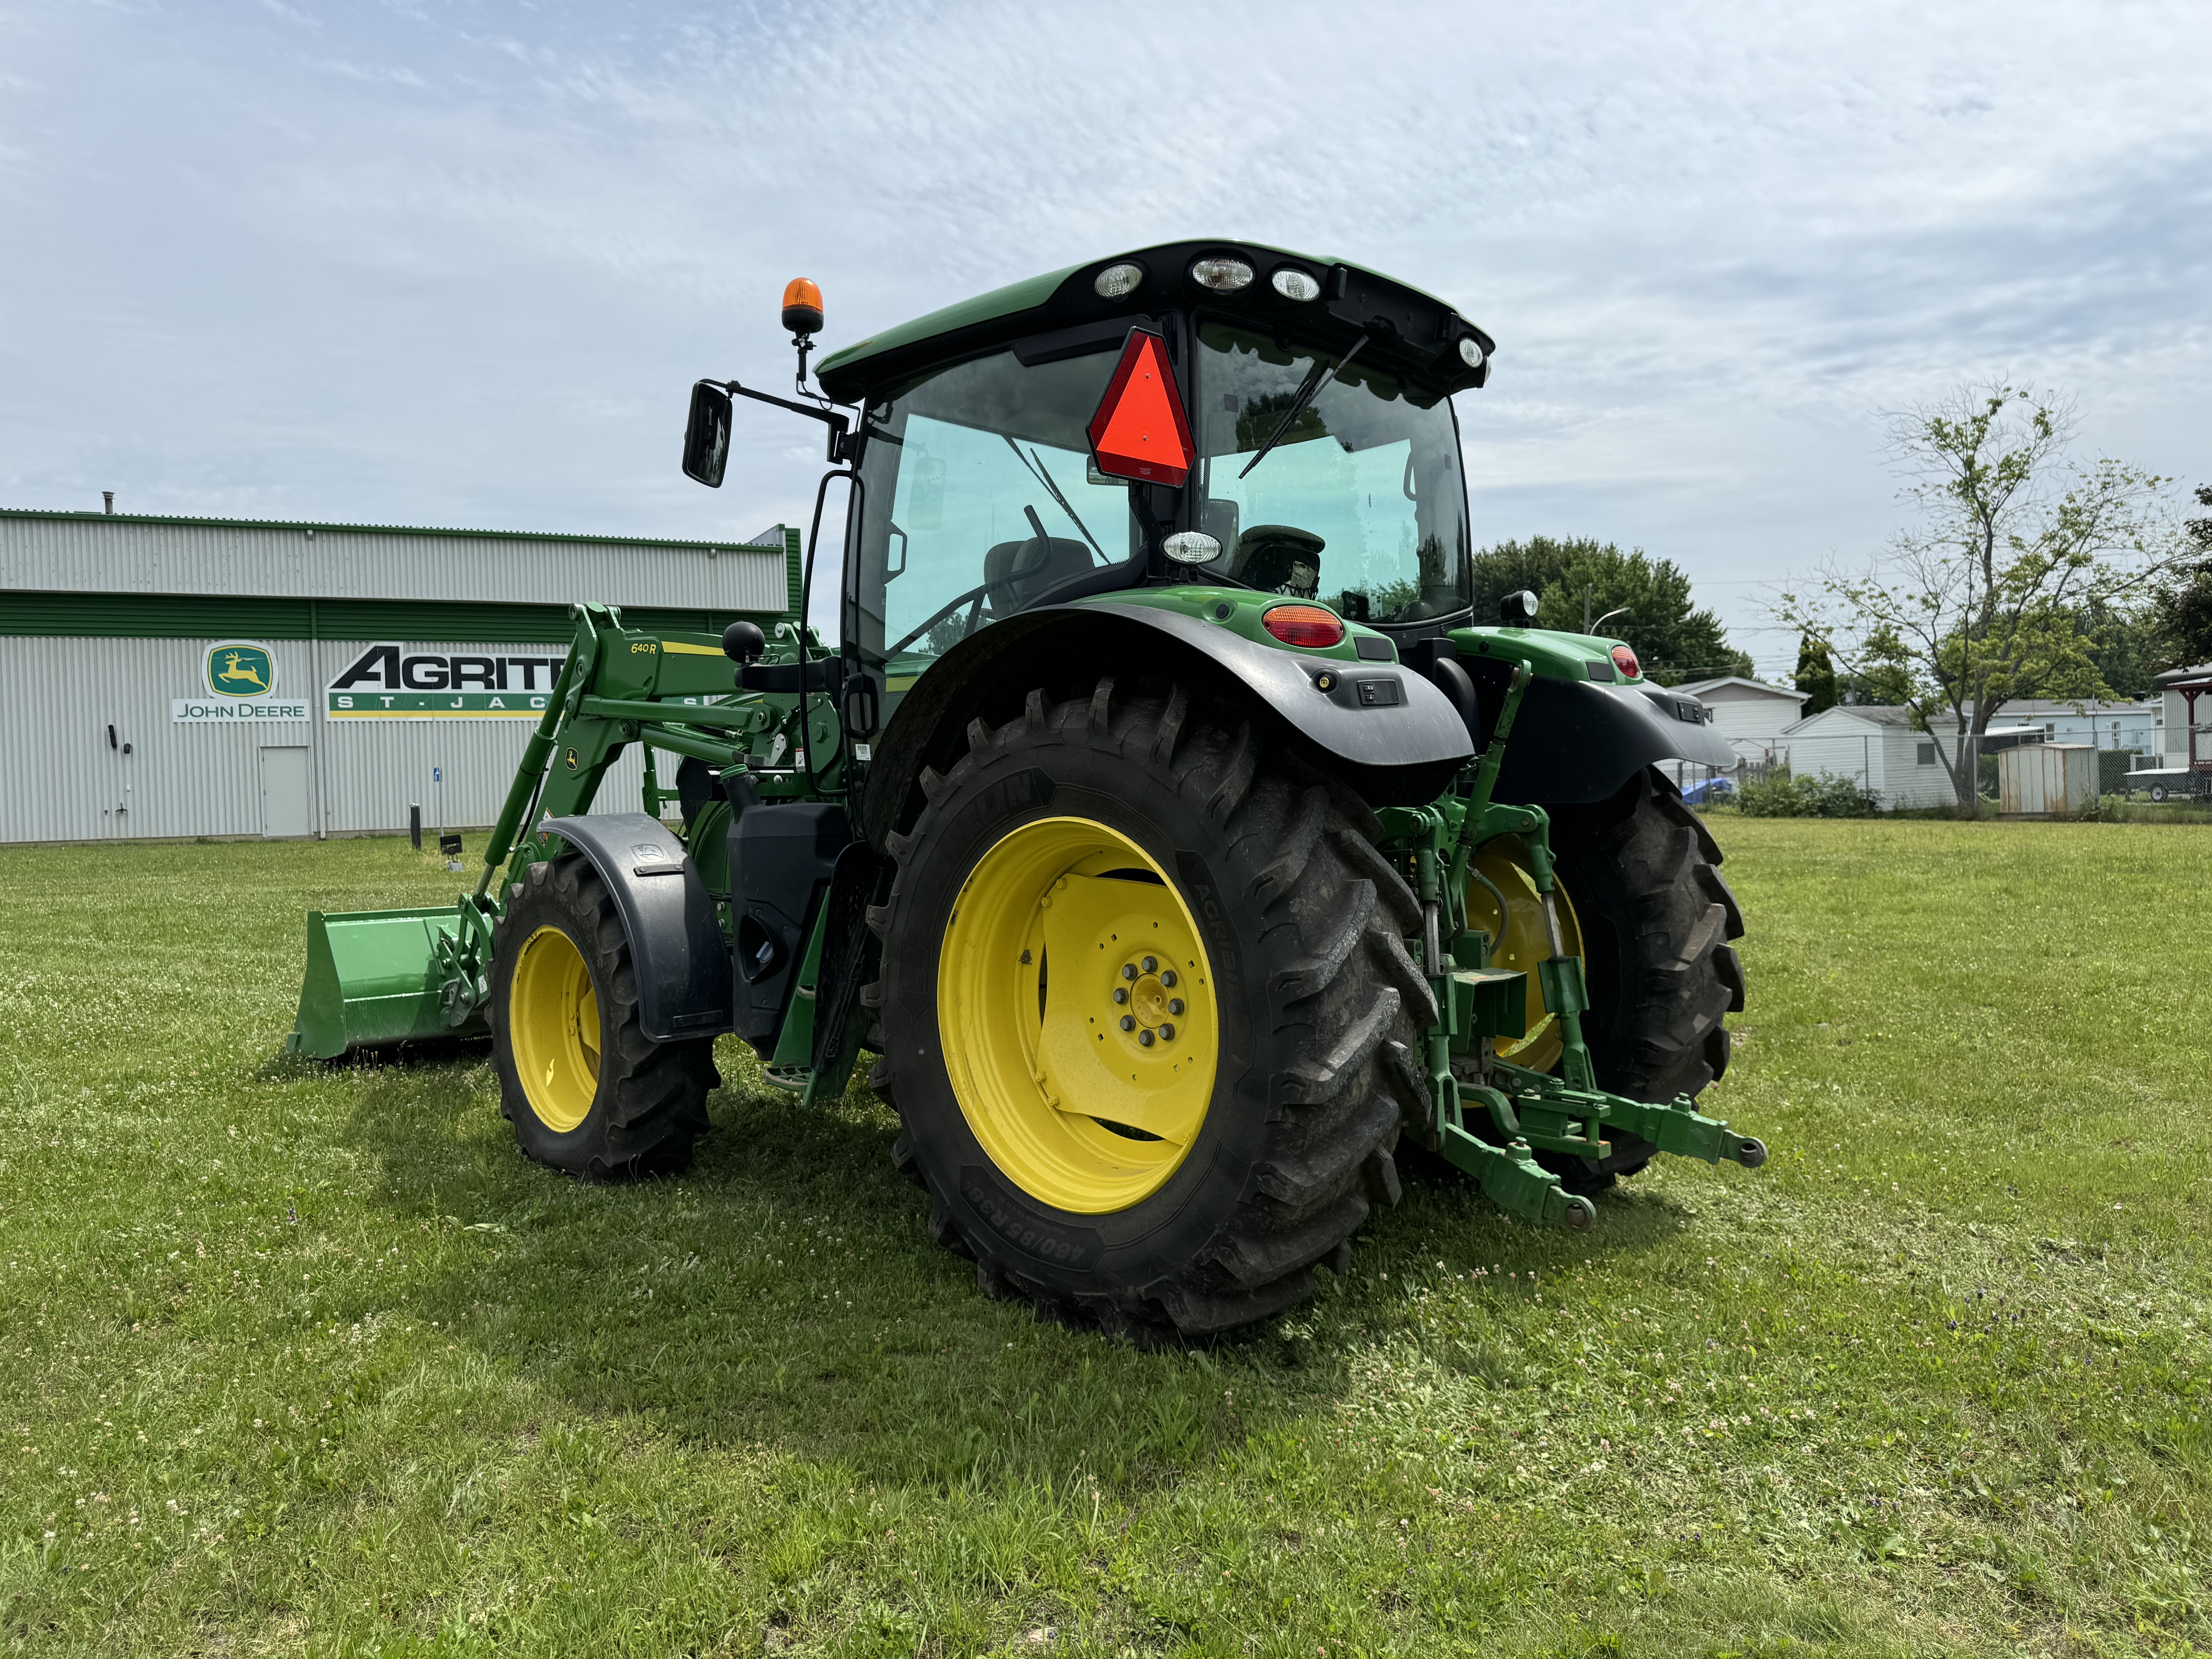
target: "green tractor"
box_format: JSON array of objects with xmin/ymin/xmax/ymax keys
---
[{"xmin": 290, "ymin": 242, "xmax": 1762, "ymax": 1341}]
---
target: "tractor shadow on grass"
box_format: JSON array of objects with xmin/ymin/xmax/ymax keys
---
[{"xmin": 335, "ymin": 1042, "xmax": 1701, "ymax": 1492}]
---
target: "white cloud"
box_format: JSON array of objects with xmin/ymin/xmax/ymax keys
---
[{"xmin": 0, "ymin": 0, "xmax": 2205, "ymax": 668}]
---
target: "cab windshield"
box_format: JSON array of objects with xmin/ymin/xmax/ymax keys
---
[
  {"xmin": 850, "ymin": 347, "xmax": 1141, "ymax": 695},
  {"xmin": 1190, "ymin": 321, "xmax": 1470, "ymax": 623},
  {"xmin": 847, "ymin": 321, "xmax": 1474, "ymax": 718}
]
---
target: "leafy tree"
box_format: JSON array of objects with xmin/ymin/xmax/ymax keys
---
[
  {"xmin": 1793, "ymin": 634, "xmax": 1838, "ymax": 714},
  {"xmin": 1469, "ymin": 536, "xmax": 1753, "ymax": 686},
  {"xmin": 2147, "ymin": 484, "xmax": 2212, "ymax": 669},
  {"xmin": 2071, "ymin": 595, "xmax": 2161, "ymax": 699},
  {"xmin": 1777, "ymin": 384, "xmax": 2177, "ymax": 813}
]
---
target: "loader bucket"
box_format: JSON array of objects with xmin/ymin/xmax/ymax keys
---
[{"xmin": 287, "ymin": 906, "xmax": 489, "ymax": 1059}]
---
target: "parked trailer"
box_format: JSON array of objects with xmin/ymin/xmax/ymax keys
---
[{"xmin": 2121, "ymin": 765, "xmax": 2211, "ymax": 803}]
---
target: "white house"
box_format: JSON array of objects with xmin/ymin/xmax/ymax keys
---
[
  {"xmin": 1671, "ymin": 677, "xmax": 1810, "ymax": 766},
  {"xmin": 1778, "ymin": 705, "xmax": 1961, "ymax": 810},
  {"xmin": 1993, "ymin": 697, "xmax": 2162, "ymax": 757}
]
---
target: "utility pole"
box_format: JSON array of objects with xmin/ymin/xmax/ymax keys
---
[{"xmin": 1583, "ymin": 584, "xmax": 1592, "ymax": 634}]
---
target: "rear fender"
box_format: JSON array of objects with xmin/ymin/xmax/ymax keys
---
[
  {"xmin": 541, "ymin": 812, "xmax": 734, "ymax": 1041},
  {"xmin": 859, "ymin": 604, "xmax": 1473, "ymax": 847}
]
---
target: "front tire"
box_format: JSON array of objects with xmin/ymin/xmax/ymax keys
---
[
  {"xmin": 1538, "ymin": 767, "xmax": 1747, "ymax": 1192},
  {"xmin": 489, "ymin": 855, "xmax": 716, "ymax": 1180},
  {"xmin": 867, "ymin": 680, "xmax": 1431, "ymax": 1341}
]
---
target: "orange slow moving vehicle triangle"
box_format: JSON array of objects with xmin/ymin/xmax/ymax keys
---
[{"xmin": 1086, "ymin": 329, "xmax": 1194, "ymax": 487}]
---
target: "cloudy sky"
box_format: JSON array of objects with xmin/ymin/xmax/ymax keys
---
[{"xmin": 3, "ymin": 0, "xmax": 2205, "ymax": 672}]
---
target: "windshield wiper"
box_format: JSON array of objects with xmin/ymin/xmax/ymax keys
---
[
  {"xmin": 1237, "ymin": 331, "xmax": 1370, "ymax": 481},
  {"xmin": 1003, "ymin": 436, "xmax": 1106, "ymax": 560}
]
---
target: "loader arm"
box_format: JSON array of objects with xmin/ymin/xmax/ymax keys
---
[{"xmin": 288, "ymin": 601, "xmax": 847, "ymax": 1060}]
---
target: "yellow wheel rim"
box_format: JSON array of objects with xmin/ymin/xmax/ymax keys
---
[
  {"xmin": 510, "ymin": 925, "xmax": 602, "ymax": 1133},
  {"xmin": 938, "ymin": 816, "xmax": 1218, "ymax": 1214},
  {"xmin": 1463, "ymin": 835, "xmax": 1585, "ymax": 1073}
]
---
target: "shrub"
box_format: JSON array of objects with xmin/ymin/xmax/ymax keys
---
[{"xmin": 1737, "ymin": 768, "xmax": 1883, "ymax": 817}]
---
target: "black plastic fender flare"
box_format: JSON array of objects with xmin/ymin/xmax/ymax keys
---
[
  {"xmin": 1472, "ymin": 666, "xmax": 1741, "ymax": 805},
  {"xmin": 859, "ymin": 603, "xmax": 1475, "ymax": 848},
  {"xmin": 539, "ymin": 812, "xmax": 733, "ymax": 1042}
]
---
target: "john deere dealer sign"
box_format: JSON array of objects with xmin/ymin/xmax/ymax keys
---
[
  {"xmin": 173, "ymin": 642, "xmax": 309, "ymax": 723},
  {"xmin": 325, "ymin": 644, "xmax": 569, "ymax": 718}
]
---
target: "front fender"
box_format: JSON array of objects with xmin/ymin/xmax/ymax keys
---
[
  {"xmin": 541, "ymin": 812, "xmax": 733, "ymax": 1041},
  {"xmin": 859, "ymin": 603, "xmax": 1474, "ymax": 848},
  {"xmin": 1471, "ymin": 668, "xmax": 1739, "ymax": 805}
]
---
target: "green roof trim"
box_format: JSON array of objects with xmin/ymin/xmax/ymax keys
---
[
  {"xmin": 0, "ymin": 591, "xmax": 790, "ymax": 642},
  {"xmin": 0, "ymin": 507, "xmax": 768, "ymax": 553}
]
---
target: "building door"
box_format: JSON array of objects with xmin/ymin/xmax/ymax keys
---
[{"xmin": 259, "ymin": 746, "xmax": 311, "ymax": 838}]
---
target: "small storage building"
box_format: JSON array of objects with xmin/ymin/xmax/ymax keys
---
[
  {"xmin": 1777, "ymin": 705, "xmax": 1961, "ymax": 811},
  {"xmin": 1997, "ymin": 744, "xmax": 2096, "ymax": 817},
  {"xmin": 0, "ymin": 509, "xmax": 798, "ymax": 843}
]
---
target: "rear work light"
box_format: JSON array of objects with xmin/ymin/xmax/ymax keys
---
[
  {"xmin": 1611, "ymin": 644, "xmax": 1640, "ymax": 678},
  {"xmin": 1094, "ymin": 262, "xmax": 1145, "ymax": 299},
  {"xmin": 1271, "ymin": 267, "xmax": 1321, "ymax": 302},
  {"xmin": 1262, "ymin": 605, "xmax": 1345, "ymax": 648},
  {"xmin": 1190, "ymin": 255, "xmax": 1254, "ymax": 292}
]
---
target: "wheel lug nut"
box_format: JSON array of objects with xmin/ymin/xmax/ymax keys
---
[
  {"xmin": 1141, "ymin": 956, "xmax": 1158, "ymax": 974},
  {"xmin": 1168, "ymin": 998, "xmax": 1184, "ymax": 1016},
  {"xmin": 1121, "ymin": 963, "xmax": 1138, "ymax": 981},
  {"xmin": 1138, "ymin": 1029, "xmax": 1155, "ymax": 1047},
  {"xmin": 1160, "ymin": 969, "xmax": 1177, "ymax": 988},
  {"xmin": 1119, "ymin": 1015, "xmax": 1135, "ymax": 1032},
  {"xmin": 1113, "ymin": 987, "xmax": 1128, "ymax": 1004},
  {"xmin": 1159, "ymin": 1023, "xmax": 1175, "ymax": 1042}
]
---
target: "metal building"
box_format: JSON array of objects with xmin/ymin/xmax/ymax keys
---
[{"xmin": 0, "ymin": 509, "xmax": 797, "ymax": 844}]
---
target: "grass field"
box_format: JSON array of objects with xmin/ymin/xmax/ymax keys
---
[{"xmin": 3, "ymin": 819, "xmax": 2208, "ymax": 1657}]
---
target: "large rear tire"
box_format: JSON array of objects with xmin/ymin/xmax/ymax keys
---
[
  {"xmin": 1538, "ymin": 767, "xmax": 1746, "ymax": 1193},
  {"xmin": 866, "ymin": 680, "xmax": 1431, "ymax": 1342},
  {"xmin": 488, "ymin": 855, "xmax": 717, "ymax": 1180}
]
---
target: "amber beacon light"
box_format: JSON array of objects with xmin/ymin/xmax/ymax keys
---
[{"xmin": 781, "ymin": 278, "xmax": 825, "ymax": 338}]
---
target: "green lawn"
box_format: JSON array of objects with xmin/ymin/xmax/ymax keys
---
[{"xmin": 2, "ymin": 820, "xmax": 2208, "ymax": 1657}]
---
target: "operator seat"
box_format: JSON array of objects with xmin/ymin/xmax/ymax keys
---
[
  {"xmin": 983, "ymin": 534, "xmax": 1094, "ymax": 613},
  {"xmin": 1235, "ymin": 525, "xmax": 1326, "ymax": 598}
]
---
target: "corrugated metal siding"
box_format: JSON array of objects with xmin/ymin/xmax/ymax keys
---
[
  {"xmin": 2, "ymin": 635, "xmax": 659, "ymax": 843},
  {"xmin": 2, "ymin": 592, "xmax": 786, "ymax": 640},
  {"xmin": 1, "ymin": 514, "xmax": 788, "ymax": 612}
]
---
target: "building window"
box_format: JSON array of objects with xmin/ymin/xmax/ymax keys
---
[{"xmin": 1917, "ymin": 742, "xmax": 1937, "ymax": 766}]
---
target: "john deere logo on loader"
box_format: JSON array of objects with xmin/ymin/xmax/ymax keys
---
[{"xmin": 207, "ymin": 643, "xmax": 275, "ymax": 698}]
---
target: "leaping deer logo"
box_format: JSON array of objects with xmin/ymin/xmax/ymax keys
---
[{"xmin": 207, "ymin": 644, "xmax": 275, "ymax": 697}]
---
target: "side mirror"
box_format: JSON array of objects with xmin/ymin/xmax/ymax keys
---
[
  {"xmin": 682, "ymin": 381, "xmax": 732, "ymax": 488},
  {"xmin": 1499, "ymin": 589, "xmax": 1539, "ymax": 626}
]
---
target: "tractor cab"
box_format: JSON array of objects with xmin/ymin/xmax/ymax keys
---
[{"xmin": 814, "ymin": 242, "xmax": 1488, "ymax": 731}]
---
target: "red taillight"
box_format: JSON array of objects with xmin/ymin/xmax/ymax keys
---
[
  {"xmin": 1611, "ymin": 644, "xmax": 1640, "ymax": 679},
  {"xmin": 1263, "ymin": 605, "xmax": 1346, "ymax": 648}
]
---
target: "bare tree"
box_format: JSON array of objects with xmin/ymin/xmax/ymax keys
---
[{"xmin": 1778, "ymin": 384, "xmax": 2176, "ymax": 811}]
